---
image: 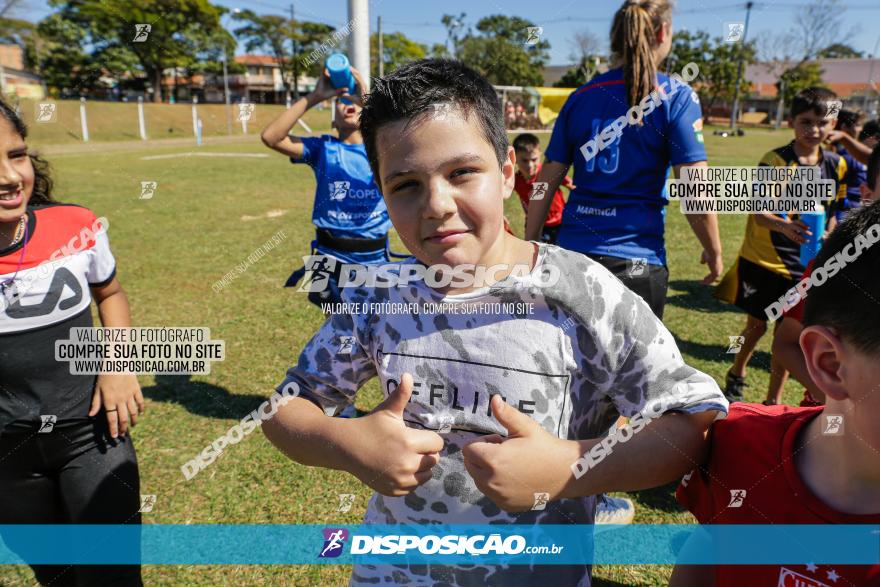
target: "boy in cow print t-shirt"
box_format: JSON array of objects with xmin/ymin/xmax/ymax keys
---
[{"xmin": 264, "ymin": 59, "xmax": 728, "ymax": 586}]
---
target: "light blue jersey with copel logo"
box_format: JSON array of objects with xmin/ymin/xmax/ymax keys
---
[
  {"xmin": 545, "ymin": 68, "xmax": 707, "ymax": 266},
  {"xmin": 292, "ymin": 135, "xmax": 391, "ymax": 241}
]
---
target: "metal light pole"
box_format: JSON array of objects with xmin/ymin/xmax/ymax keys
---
[
  {"xmin": 864, "ymin": 35, "xmax": 880, "ymax": 114},
  {"xmin": 221, "ymin": 52, "xmax": 232, "ymax": 135},
  {"xmin": 730, "ymin": 1, "xmax": 754, "ymax": 132},
  {"xmin": 348, "ymin": 0, "xmax": 370, "ymax": 92},
  {"xmin": 377, "ymin": 15, "xmax": 384, "ymax": 77},
  {"xmin": 221, "ymin": 8, "xmax": 241, "ymax": 135},
  {"xmin": 290, "ymin": 3, "xmax": 298, "ymax": 101}
]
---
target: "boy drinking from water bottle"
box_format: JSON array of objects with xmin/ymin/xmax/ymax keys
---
[{"xmin": 261, "ymin": 62, "xmax": 391, "ymax": 311}]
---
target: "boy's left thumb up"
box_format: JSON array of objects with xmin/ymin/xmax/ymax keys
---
[{"xmin": 489, "ymin": 394, "xmax": 537, "ymax": 437}]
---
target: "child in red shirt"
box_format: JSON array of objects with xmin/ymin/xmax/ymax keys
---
[
  {"xmin": 512, "ymin": 133, "xmax": 572, "ymax": 244},
  {"xmin": 672, "ymin": 197, "xmax": 880, "ymax": 586}
]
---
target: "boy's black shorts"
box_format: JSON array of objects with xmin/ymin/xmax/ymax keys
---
[
  {"xmin": 586, "ymin": 254, "xmax": 669, "ymax": 319},
  {"xmin": 714, "ymin": 256, "xmax": 796, "ymax": 321}
]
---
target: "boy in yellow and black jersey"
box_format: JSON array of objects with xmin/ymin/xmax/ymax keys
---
[{"xmin": 715, "ymin": 87, "xmax": 847, "ymax": 403}]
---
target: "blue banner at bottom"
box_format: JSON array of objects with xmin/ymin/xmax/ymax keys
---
[{"xmin": 0, "ymin": 525, "xmax": 878, "ymax": 565}]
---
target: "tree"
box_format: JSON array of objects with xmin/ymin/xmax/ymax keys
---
[
  {"xmin": 666, "ymin": 30, "xmax": 756, "ymax": 116},
  {"xmin": 370, "ymin": 31, "xmax": 426, "ymax": 75},
  {"xmin": 441, "ymin": 13, "xmax": 466, "ymax": 57},
  {"xmin": 451, "ymin": 14, "xmax": 550, "ymax": 86},
  {"xmin": 817, "ymin": 43, "xmax": 863, "ymax": 59},
  {"xmin": 26, "ymin": 12, "xmax": 141, "ymax": 97},
  {"xmin": 554, "ymin": 68, "xmax": 588, "ymax": 88},
  {"xmin": 50, "ymin": 0, "xmax": 231, "ymax": 102},
  {"xmin": 428, "ymin": 43, "xmax": 449, "ymax": 59},
  {"xmin": 298, "ymin": 21, "xmax": 336, "ymax": 79},
  {"xmin": 792, "ymin": 0, "xmax": 855, "ymax": 61},
  {"xmin": 232, "ymin": 11, "xmax": 294, "ymax": 99},
  {"xmin": 778, "ymin": 61, "xmax": 826, "ymax": 105},
  {"xmin": 233, "ymin": 10, "xmax": 334, "ymax": 99},
  {"xmin": 554, "ymin": 29, "xmax": 603, "ymax": 87}
]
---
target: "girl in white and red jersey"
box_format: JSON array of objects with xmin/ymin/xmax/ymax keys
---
[{"xmin": 0, "ymin": 100, "xmax": 144, "ymax": 586}]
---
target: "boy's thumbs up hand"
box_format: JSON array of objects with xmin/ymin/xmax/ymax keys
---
[
  {"xmin": 346, "ymin": 373, "xmax": 444, "ymax": 497},
  {"xmin": 462, "ymin": 395, "xmax": 581, "ymax": 512}
]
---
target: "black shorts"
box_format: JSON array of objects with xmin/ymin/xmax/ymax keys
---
[
  {"xmin": 0, "ymin": 418, "xmax": 143, "ymax": 586},
  {"xmin": 714, "ymin": 256, "xmax": 796, "ymax": 321},
  {"xmin": 586, "ymin": 254, "xmax": 669, "ymax": 319}
]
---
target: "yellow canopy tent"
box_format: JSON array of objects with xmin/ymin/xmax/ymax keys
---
[{"xmin": 528, "ymin": 87, "xmax": 576, "ymax": 126}]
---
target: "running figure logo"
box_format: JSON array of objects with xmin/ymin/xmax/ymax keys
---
[
  {"xmin": 133, "ymin": 24, "xmax": 151, "ymax": 42},
  {"xmin": 727, "ymin": 335, "xmax": 745, "ymax": 354},
  {"xmin": 139, "ymin": 494, "xmax": 157, "ymax": 513},
  {"xmin": 727, "ymin": 489, "xmax": 746, "ymax": 508},
  {"xmin": 531, "ymin": 492, "xmax": 550, "ymax": 510},
  {"xmin": 337, "ymin": 336, "xmax": 357, "ymax": 355},
  {"xmin": 238, "ymin": 103, "xmax": 255, "ymax": 122},
  {"xmin": 36, "ymin": 103, "xmax": 57, "ymax": 123},
  {"xmin": 823, "ymin": 415, "xmax": 844, "ymax": 435},
  {"xmin": 140, "ymin": 181, "xmax": 158, "ymax": 200},
  {"xmin": 319, "ymin": 528, "xmax": 349, "ymax": 558},
  {"xmin": 38, "ymin": 415, "xmax": 57, "ymax": 433},
  {"xmin": 524, "ymin": 26, "xmax": 543, "ymax": 46},
  {"xmin": 297, "ymin": 255, "xmax": 337, "ymax": 293},
  {"xmin": 529, "ymin": 182, "xmax": 548, "ymax": 201},
  {"xmin": 329, "ymin": 181, "xmax": 349, "ymax": 201},
  {"xmin": 724, "ymin": 22, "xmax": 744, "ymax": 43},
  {"xmin": 337, "ymin": 494, "xmax": 355, "ymax": 512},
  {"xmin": 628, "ymin": 257, "xmax": 647, "ymax": 277}
]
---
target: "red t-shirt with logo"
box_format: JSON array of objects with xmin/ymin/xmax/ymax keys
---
[
  {"xmin": 513, "ymin": 164, "xmax": 571, "ymax": 228},
  {"xmin": 677, "ymin": 403, "xmax": 880, "ymax": 586}
]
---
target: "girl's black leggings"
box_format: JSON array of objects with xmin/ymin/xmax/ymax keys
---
[{"xmin": 0, "ymin": 418, "xmax": 143, "ymax": 586}]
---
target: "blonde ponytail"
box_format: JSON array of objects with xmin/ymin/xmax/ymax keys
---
[{"xmin": 611, "ymin": 0, "xmax": 673, "ymax": 109}]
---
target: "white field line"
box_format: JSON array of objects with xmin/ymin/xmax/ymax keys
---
[{"xmin": 141, "ymin": 152, "xmax": 270, "ymax": 161}]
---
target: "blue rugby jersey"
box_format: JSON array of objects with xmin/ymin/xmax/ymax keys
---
[{"xmin": 545, "ymin": 68, "xmax": 707, "ymax": 266}]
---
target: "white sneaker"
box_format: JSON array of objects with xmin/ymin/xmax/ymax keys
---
[{"xmin": 594, "ymin": 495, "xmax": 635, "ymax": 525}]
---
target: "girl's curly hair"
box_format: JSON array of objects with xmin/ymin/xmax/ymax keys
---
[{"xmin": 0, "ymin": 99, "xmax": 54, "ymax": 205}]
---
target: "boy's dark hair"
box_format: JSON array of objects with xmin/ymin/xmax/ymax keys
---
[
  {"xmin": 790, "ymin": 87, "xmax": 838, "ymax": 119},
  {"xmin": 859, "ymin": 119, "xmax": 880, "ymax": 143},
  {"xmin": 0, "ymin": 99, "xmax": 53, "ymax": 205},
  {"xmin": 359, "ymin": 59, "xmax": 508, "ymax": 180},
  {"xmin": 868, "ymin": 143, "xmax": 880, "ymax": 192},
  {"xmin": 836, "ymin": 109, "xmax": 865, "ymax": 130},
  {"xmin": 804, "ymin": 199, "xmax": 880, "ymax": 354},
  {"xmin": 512, "ymin": 133, "xmax": 541, "ymax": 153}
]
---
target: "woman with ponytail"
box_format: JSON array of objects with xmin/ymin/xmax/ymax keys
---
[{"xmin": 526, "ymin": 0, "xmax": 722, "ymax": 319}]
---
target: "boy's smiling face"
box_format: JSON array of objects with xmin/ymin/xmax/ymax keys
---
[{"xmin": 375, "ymin": 105, "xmax": 517, "ymax": 270}]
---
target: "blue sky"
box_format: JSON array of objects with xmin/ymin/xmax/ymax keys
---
[{"xmin": 25, "ymin": 0, "xmax": 880, "ymax": 65}]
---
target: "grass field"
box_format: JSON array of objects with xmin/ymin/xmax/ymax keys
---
[{"xmin": 1, "ymin": 109, "xmax": 803, "ymax": 586}]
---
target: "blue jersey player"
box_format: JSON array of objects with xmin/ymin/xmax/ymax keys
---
[
  {"xmin": 261, "ymin": 65, "xmax": 392, "ymax": 310},
  {"xmin": 526, "ymin": 0, "xmax": 722, "ymax": 320}
]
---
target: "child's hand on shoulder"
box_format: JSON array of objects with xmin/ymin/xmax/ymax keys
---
[
  {"xmin": 346, "ymin": 373, "xmax": 444, "ymax": 497},
  {"xmin": 462, "ymin": 395, "xmax": 581, "ymax": 512}
]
